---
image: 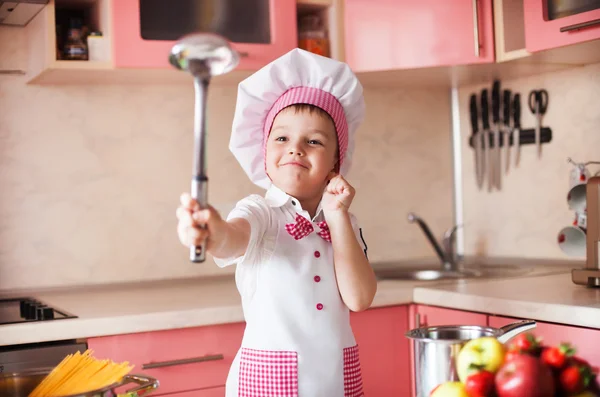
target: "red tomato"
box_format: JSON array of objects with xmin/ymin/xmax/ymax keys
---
[
  {"xmin": 541, "ymin": 343, "xmax": 574, "ymax": 369},
  {"xmin": 560, "ymin": 362, "xmax": 594, "ymax": 395},
  {"xmin": 465, "ymin": 370, "xmax": 495, "ymax": 397}
]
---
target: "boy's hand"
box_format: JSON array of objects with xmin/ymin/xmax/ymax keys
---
[
  {"xmin": 176, "ymin": 193, "xmax": 225, "ymax": 252},
  {"xmin": 322, "ymin": 175, "xmax": 355, "ymax": 216}
]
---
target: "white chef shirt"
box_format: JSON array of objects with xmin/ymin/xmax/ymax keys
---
[{"xmin": 213, "ymin": 184, "xmax": 368, "ymax": 300}]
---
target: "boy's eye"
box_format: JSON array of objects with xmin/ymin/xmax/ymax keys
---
[
  {"xmin": 275, "ymin": 136, "xmax": 287, "ymax": 142},
  {"xmin": 308, "ymin": 140, "xmax": 323, "ymax": 145}
]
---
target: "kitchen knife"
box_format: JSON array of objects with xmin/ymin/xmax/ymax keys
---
[
  {"xmin": 513, "ymin": 93, "xmax": 522, "ymax": 167},
  {"xmin": 469, "ymin": 94, "xmax": 483, "ymax": 190},
  {"xmin": 503, "ymin": 89, "xmax": 511, "ymax": 174},
  {"xmin": 491, "ymin": 80, "xmax": 501, "ymax": 190},
  {"xmin": 480, "ymin": 89, "xmax": 492, "ymax": 192}
]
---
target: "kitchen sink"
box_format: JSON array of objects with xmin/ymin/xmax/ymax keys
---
[{"xmin": 373, "ymin": 263, "xmax": 539, "ymax": 281}]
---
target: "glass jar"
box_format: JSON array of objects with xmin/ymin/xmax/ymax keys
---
[{"xmin": 298, "ymin": 14, "xmax": 330, "ymax": 58}]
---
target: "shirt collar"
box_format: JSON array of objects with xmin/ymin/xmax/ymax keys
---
[{"xmin": 265, "ymin": 185, "xmax": 324, "ymax": 221}]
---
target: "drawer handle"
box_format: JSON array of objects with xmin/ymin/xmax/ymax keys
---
[
  {"xmin": 560, "ymin": 18, "xmax": 600, "ymax": 32},
  {"xmin": 142, "ymin": 354, "xmax": 224, "ymax": 370}
]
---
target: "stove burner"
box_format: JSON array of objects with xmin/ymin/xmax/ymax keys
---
[{"xmin": 0, "ymin": 297, "xmax": 76, "ymax": 325}]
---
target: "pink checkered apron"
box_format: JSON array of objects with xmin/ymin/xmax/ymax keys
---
[{"xmin": 225, "ymin": 206, "xmax": 364, "ymax": 396}]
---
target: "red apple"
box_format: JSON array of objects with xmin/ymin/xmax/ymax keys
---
[{"xmin": 495, "ymin": 354, "xmax": 555, "ymax": 397}]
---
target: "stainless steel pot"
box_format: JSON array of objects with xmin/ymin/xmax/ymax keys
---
[
  {"xmin": 0, "ymin": 369, "xmax": 159, "ymax": 397},
  {"xmin": 405, "ymin": 319, "xmax": 536, "ymax": 397}
]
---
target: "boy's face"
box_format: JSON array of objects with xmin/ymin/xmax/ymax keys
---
[{"xmin": 265, "ymin": 107, "xmax": 338, "ymax": 201}]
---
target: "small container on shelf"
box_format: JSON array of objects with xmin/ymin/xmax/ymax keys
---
[
  {"xmin": 298, "ymin": 14, "xmax": 330, "ymax": 58},
  {"xmin": 87, "ymin": 31, "xmax": 108, "ymax": 62},
  {"xmin": 63, "ymin": 18, "xmax": 88, "ymax": 60}
]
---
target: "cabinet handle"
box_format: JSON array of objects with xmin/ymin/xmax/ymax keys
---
[
  {"xmin": 560, "ymin": 18, "xmax": 600, "ymax": 32},
  {"xmin": 415, "ymin": 312, "xmax": 421, "ymax": 328},
  {"xmin": 142, "ymin": 354, "xmax": 224, "ymax": 370},
  {"xmin": 472, "ymin": 0, "xmax": 481, "ymax": 57}
]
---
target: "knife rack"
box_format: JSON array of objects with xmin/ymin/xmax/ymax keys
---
[{"xmin": 468, "ymin": 127, "xmax": 552, "ymax": 148}]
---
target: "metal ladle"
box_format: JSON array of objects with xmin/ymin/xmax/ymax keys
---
[{"xmin": 169, "ymin": 33, "xmax": 239, "ymax": 263}]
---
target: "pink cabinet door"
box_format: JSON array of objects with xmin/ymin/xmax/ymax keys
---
[
  {"xmin": 350, "ymin": 305, "xmax": 411, "ymax": 396},
  {"xmin": 111, "ymin": 0, "xmax": 297, "ymax": 70},
  {"xmin": 87, "ymin": 322, "xmax": 245, "ymax": 395},
  {"xmin": 489, "ymin": 315, "xmax": 600, "ymax": 367},
  {"xmin": 524, "ymin": 0, "xmax": 600, "ymax": 52},
  {"xmin": 344, "ymin": 0, "xmax": 495, "ymax": 72}
]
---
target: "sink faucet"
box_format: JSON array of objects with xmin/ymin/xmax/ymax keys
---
[{"xmin": 407, "ymin": 212, "xmax": 461, "ymax": 272}]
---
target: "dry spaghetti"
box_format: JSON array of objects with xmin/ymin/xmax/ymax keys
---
[{"xmin": 29, "ymin": 349, "xmax": 134, "ymax": 397}]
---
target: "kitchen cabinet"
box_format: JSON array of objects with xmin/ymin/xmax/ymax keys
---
[
  {"xmin": 87, "ymin": 322, "xmax": 245, "ymax": 395},
  {"xmin": 350, "ymin": 305, "xmax": 411, "ymax": 396},
  {"xmin": 25, "ymin": 0, "xmax": 298, "ymax": 84},
  {"xmin": 112, "ymin": 0, "xmax": 297, "ymax": 70},
  {"xmin": 87, "ymin": 306, "xmax": 412, "ymax": 396},
  {"xmin": 344, "ymin": 0, "xmax": 495, "ymax": 72},
  {"xmin": 524, "ymin": 0, "xmax": 600, "ymax": 52},
  {"xmin": 489, "ymin": 315, "xmax": 600, "ymax": 366}
]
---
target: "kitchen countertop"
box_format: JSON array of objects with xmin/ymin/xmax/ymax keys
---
[
  {"xmin": 414, "ymin": 272, "xmax": 600, "ymax": 329},
  {"xmin": 1, "ymin": 259, "xmax": 598, "ymax": 347}
]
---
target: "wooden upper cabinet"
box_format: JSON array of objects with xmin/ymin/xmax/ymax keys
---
[
  {"xmin": 111, "ymin": 0, "xmax": 298, "ymax": 70},
  {"xmin": 524, "ymin": 0, "xmax": 600, "ymax": 52},
  {"xmin": 343, "ymin": 0, "xmax": 495, "ymax": 72}
]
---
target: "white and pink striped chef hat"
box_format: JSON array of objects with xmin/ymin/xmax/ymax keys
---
[{"xmin": 229, "ymin": 48, "xmax": 365, "ymax": 190}]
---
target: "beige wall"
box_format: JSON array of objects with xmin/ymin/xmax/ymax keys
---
[
  {"xmin": 0, "ymin": 26, "xmax": 454, "ymax": 290},
  {"xmin": 458, "ymin": 62, "xmax": 600, "ymax": 260}
]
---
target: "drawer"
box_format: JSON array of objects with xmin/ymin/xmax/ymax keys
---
[{"xmin": 88, "ymin": 322, "xmax": 245, "ymax": 395}]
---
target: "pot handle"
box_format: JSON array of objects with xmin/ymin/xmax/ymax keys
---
[
  {"xmin": 497, "ymin": 319, "xmax": 536, "ymax": 344},
  {"xmin": 116, "ymin": 374, "xmax": 160, "ymax": 397}
]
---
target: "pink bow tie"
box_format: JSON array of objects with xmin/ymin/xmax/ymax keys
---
[{"xmin": 285, "ymin": 214, "xmax": 331, "ymax": 242}]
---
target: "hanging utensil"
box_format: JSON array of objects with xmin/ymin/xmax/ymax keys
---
[
  {"xmin": 169, "ymin": 33, "xmax": 240, "ymax": 263},
  {"xmin": 528, "ymin": 89, "xmax": 549, "ymax": 159},
  {"xmin": 503, "ymin": 89, "xmax": 512, "ymax": 174},
  {"xmin": 513, "ymin": 93, "xmax": 522, "ymax": 167},
  {"xmin": 491, "ymin": 80, "xmax": 502, "ymax": 190},
  {"xmin": 469, "ymin": 94, "xmax": 484, "ymax": 190},
  {"xmin": 480, "ymin": 89, "xmax": 492, "ymax": 192}
]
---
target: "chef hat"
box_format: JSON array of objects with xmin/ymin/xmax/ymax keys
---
[{"xmin": 229, "ymin": 48, "xmax": 365, "ymax": 190}]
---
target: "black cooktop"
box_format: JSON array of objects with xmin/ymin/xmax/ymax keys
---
[{"xmin": 0, "ymin": 297, "xmax": 77, "ymax": 325}]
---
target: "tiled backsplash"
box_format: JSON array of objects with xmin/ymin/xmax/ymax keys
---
[
  {"xmin": 0, "ymin": 26, "xmax": 454, "ymax": 290},
  {"xmin": 458, "ymin": 62, "xmax": 600, "ymax": 259}
]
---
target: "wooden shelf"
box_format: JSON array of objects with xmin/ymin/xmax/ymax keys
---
[
  {"xmin": 296, "ymin": 0, "xmax": 333, "ymax": 6},
  {"xmin": 296, "ymin": 0, "xmax": 345, "ymax": 62},
  {"xmin": 494, "ymin": 0, "xmax": 531, "ymax": 62},
  {"xmin": 26, "ymin": 0, "xmax": 113, "ymax": 84}
]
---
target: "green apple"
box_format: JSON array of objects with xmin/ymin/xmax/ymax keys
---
[
  {"xmin": 456, "ymin": 336, "xmax": 506, "ymax": 382},
  {"xmin": 430, "ymin": 381, "xmax": 469, "ymax": 397}
]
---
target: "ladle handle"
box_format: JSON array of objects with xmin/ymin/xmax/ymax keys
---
[
  {"xmin": 497, "ymin": 319, "xmax": 536, "ymax": 344},
  {"xmin": 190, "ymin": 176, "xmax": 208, "ymax": 263},
  {"xmin": 190, "ymin": 74, "xmax": 209, "ymax": 263}
]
